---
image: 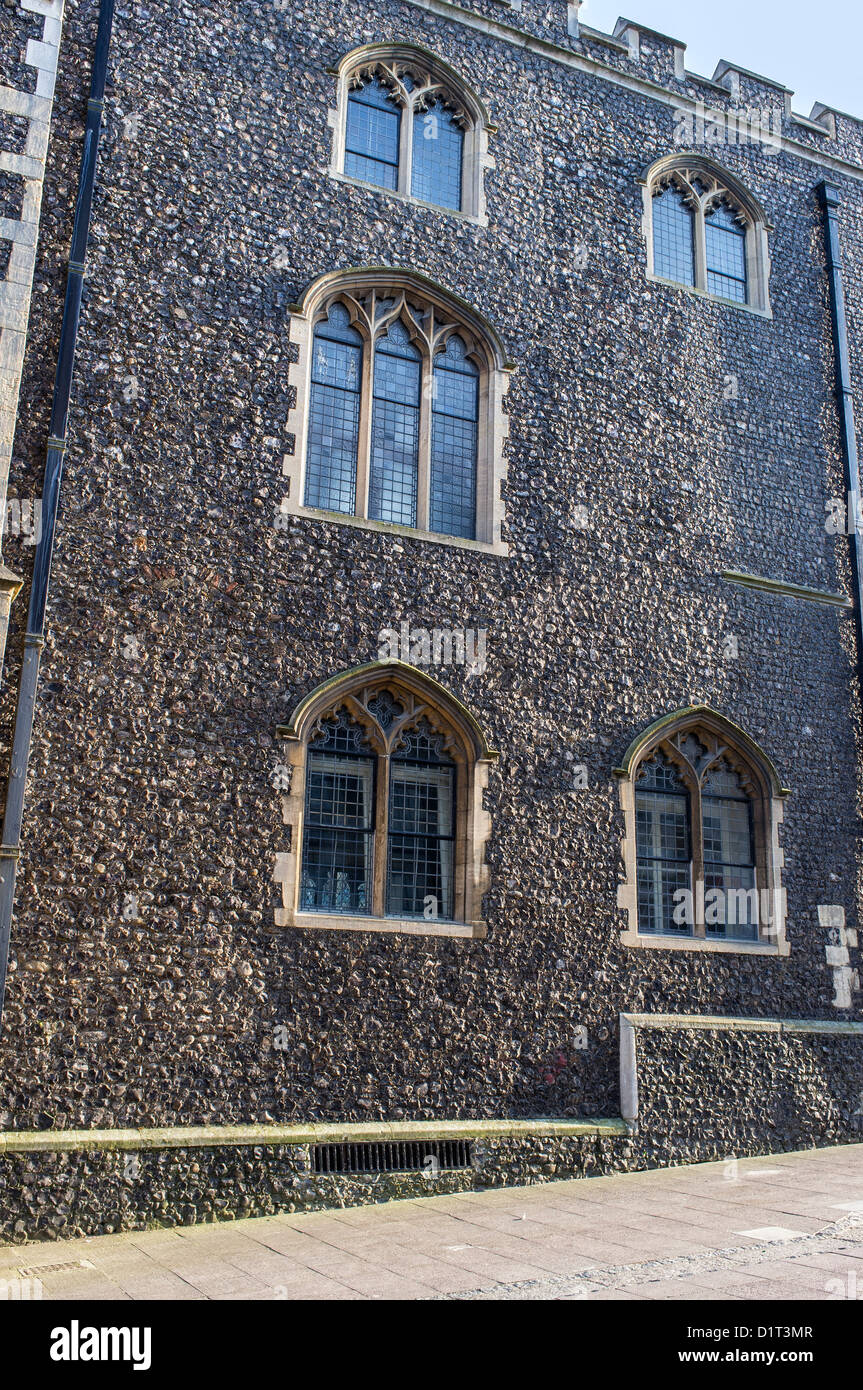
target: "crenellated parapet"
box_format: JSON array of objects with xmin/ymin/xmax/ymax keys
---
[{"xmin": 431, "ymin": 1, "xmax": 863, "ymax": 173}]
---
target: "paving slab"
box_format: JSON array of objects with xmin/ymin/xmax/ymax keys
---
[{"xmin": 0, "ymin": 1141, "xmax": 860, "ymax": 1300}]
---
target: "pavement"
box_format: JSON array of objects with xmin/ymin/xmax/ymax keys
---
[{"xmin": 1, "ymin": 1143, "xmax": 862, "ymax": 1301}]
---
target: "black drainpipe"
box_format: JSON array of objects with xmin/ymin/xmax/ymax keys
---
[
  {"xmin": 819, "ymin": 181, "xmax": 863, "ymax": 710},
  {"xmin": 0, "ymin": 0, "xmax": 117, "ymax": 1025}
]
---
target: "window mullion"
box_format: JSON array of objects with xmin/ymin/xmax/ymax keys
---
[
  {"xmin": 417, "ymin": 352, "xmax": 432, "ymax": 532},
  {"xmin": 372, "ymin": 753, "xmax": 389, "ymax": 916},
  {"xmin": 355, "ymin": 335, "xmax": 374, "ymax": 519},
  {"xmin": 399, "ymin": 100, "xmax": 413, "ymax": 197},
  {"xmin": 694, "ymin": 202, "xmax": 708, "ymax": 292},
  {"xmin": 691, "ymin": 781, "xmax": 705, "ymax": 937}
]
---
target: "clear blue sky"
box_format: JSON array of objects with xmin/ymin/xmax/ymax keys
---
[{"xmin": 581, "ymin": 0, "xmax": 863, "ymax": 120}]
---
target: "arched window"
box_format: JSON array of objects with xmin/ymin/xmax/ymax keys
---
[
  {"xmin": 305, "ymin": 303, "xmax": 362, "ymax": 514},
  {"xmin": 651, "ymin": 183, "xmax": 695, "ymax": 287},
  {"xmin": 283, "ymin": 269, "xmax": 511, "ymax": 553},
  {"xmin": 431, "ymin": 334, "xmax": 479, "ymax": 539},
  {"xmin": 617, "ymin": 708, "xmax": 789, "ymax": 954},
  {"xmin": 643, "ymin": 158, "xmax": 771, "ymax": 313},
  {"xmin": 329, "ymin": 45, "xmax": 494, "ymax": 221},
  {"xmin": 703, "ymin": 200, "xmax": 747, "ymax": 302},
  {"xmin": 344, "ymin": 77, "xmax": 402, "ymax": 190},
  {"xmin": 273, "ymin": 662, "xmax": 497, "ymax": 938},
  {"xmin": 369, "ymin": 318, "xmax": 422, "ymax": 527},
  {"xmin": 412, "ymin": 99, "xmax": 464, "ymax": 210}
]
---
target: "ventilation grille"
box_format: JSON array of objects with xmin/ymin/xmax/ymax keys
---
[{"xmin": 311, "ymin": 1139, "xmax": 474, "ymax": 1175}]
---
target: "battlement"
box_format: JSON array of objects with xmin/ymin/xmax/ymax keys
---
[{"xmin": 441, "ymin": 0, "xmax": 863, "ymax": 171}]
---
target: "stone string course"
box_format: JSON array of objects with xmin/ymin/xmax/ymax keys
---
[{"xmin": 0, "ymin": 0, "xmax": 861, "ymax": 1238}]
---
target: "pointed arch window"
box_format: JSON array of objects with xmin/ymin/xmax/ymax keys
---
[
  {"xmin": 411, "ymin": 99, "xmax": 464, "ymax": 210},
  {"xmin": 330, "ymin": 46, "xmax": 494, "ymax": 222},
  {"xmin": 305, "ymin": 303, "xmax": 362, "ymax": 514},
  {"xmin": 344, "ymin": 77, "xmax": 402, "ymax": 190},
  {"xmin": 644, "ymin": 159, "xmax": 770, "ymax": 313},
  {"xmin": 651, "ymin": 183, "xmax": 695, "ymax": 287},
  {"xmin": 287, "ymin": 271, "xmax": 510, "ymax": 551},
  {"xmin": 617, "ymin": 710, "xmax": 789, "ymax": 954},
  {"xmin": 369, "ymin": 318, "xmax": 422, "ymax": 526},
  {"xmin": 704, "ymin": 200, "xmax": 748, "ymax": 303},
  {"xmin": 273, "ymin": 664, "xmax": 497, "ymax": 938}
]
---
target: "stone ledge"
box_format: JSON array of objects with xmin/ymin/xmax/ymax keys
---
[
  {"xmin": 722, "ymin": 569, "xmax": 852, "ymax": 607},
  {"xmin": 622, "ymin": 1012, "xmax": 863, "ymax": 1034},
  {"xmin": 0, "ymin": 1116, "xmax": 630, "ymax": 1154}
]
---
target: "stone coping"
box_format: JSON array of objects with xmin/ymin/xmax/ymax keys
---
[
  {"xmin": 622, "ymin": 1012, "xmax": 863, "ymax": 1034},
  {"xmin": 0, "ymin": 1117, "xmax": 629, "ymax": 1155}
]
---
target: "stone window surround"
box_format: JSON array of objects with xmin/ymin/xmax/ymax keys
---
[
  {"xmin": 326, "ymin": 42, "xmax": 497, "ymax": 224},
  {"xmin": 280, "ymin": 267, "xmax": 512, "ymax": 555},
  {"xmin": 640, "ymin": 154, "xmax": 773, "ymax": 317},
  {"xmin": 271, "ymin": 660, "xmax": 498, "ymax": 939},
  {"xmin": 615, "ymin": 705, "xmax": 790, "ymax": 956}
]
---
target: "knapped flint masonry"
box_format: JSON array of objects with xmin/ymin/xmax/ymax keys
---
[
  {"xmin": 0, "ymin": 0, "xmax": 861, "ymax": 1240},
  {"xmin": 0, "ymin": 0, "xmax": 116, "ymax": 1023}
]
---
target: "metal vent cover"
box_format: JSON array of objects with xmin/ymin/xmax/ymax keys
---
[{"xmin": 311, "ymin": 1138, "xmax": 474, "ymax": 1175}]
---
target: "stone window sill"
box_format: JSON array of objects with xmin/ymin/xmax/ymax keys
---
[
  {"xmin": 328, "ymin": 168, "xmax": 487, "ymax": 226},
  {"xmin": 283, "ymin": 502, "xmax": 508, "ymax": 555},
  {"xmin": 288, "ymin": 911, "xmax": 486, "ymax": 939},
  {"xmin": 646, "ymin": 272, "xmax": 772, "ymax": 319},
  {"xmin": 622, "ymin": 928, "xmax": 789, "ymax": 956}
]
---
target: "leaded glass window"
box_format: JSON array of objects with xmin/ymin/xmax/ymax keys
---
[
  {"xmin": 344, "ymin": 78, "xmax": 401, "ymax": 190},
  {"xmin": 299, "ymin": 707, "xmax": 458, "ymax": 922},
  {"xmin": 705, "ymin": 201, "xmax": 748, "ymax": 303},
  {"xmin": 411, "ymin": 100, "xmax": 464, "ymax": 210},
  {"xmin": 305, "ymin": 304, "xmax": 362, "ymax": 514},
  {"xmin": 636, "ymin": 752, "xmax": 692, "ymax": 935},
  {"xmin": 301, "ymin": 286, "xmax": 489, "ymax": 543},
  {"xmin": 285, "ymin": 675, "xmax": 495, "ymax": 934},
  {"xmin": 387, "ymin": 723, "xmax": 455, "ymax": 920},
  {"xmin": 300, "ymin": 713, "xmax": 374, "ymax": 913},
  {"xmin": 369, "ymin": 319, "xmax": 421, "ymax": 527},
  {"xmin": 652, "ymin": 184, "xmax": 695, "ymax": 287},
  {"xmin": 632, "ymin": 727, "xmax": 768, "ymax": 944},
  {"xmin": 702, "ymin": 760, "xmax": 757, "ymax": 940},
  {"xmin": 431, "ymin": 335, "xmax": 478, "ymax": 539},
  {"xmin": 340, "ymin": 62, "xmax": 471, "ymax": 213},
  {"xmin": 648, "ymin": 165, "xmax": 763, "ymax": 309}
]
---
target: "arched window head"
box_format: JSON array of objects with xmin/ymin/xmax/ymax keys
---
[
  {"xmin": 283, "ymin": 269, "xmax": 512, "ymax": 553},
  {"xmin": 272, "ymin": 662, "xmax": 498, "ymax": 939},
  {"xmin": 616, "ymin": 708, "xmax": 789, "ymax": 954},
  {"xmin": 643, "ymin": 157, "xmax": 771, "ymax": 313},
  {"xmin": 329, "ymin": 45, "xmax": 495, "ymax": 221}
]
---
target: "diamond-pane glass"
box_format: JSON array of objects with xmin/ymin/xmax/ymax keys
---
[
  {"xmin": 705, "ymin": 201, "xmax": 747, "ymax": 303},
  {"xmin": 411, "ymin": 101, "xmax": 464, "ymax": 210},
  {"xmin": 386, "ymin": 762, "xmax": 454, "ymax": 919},
  {"xmin": 653, "ymin": 185, "xmax": 695, "ymax": 287},
  {"xmin": 304, "ymin": 303, "xmax": 362, "ymax": 514},
  {"xmin": 344, "ymin": 79, "xmax": 400, "ymax": 190},
  {"xmin": 301, "ymin": 750, "xmax": 374, "ymax": 914},
  {"xmin": 369, "ymin": 319, "xmax": 421, "ymax": 527},
  {"xmin": 636, "ymin": 753, "xmax": 692, "ymax": 935},
  {"xmin": 431, "ymin": 335, "xmax": 478, "ymax": 539}
]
